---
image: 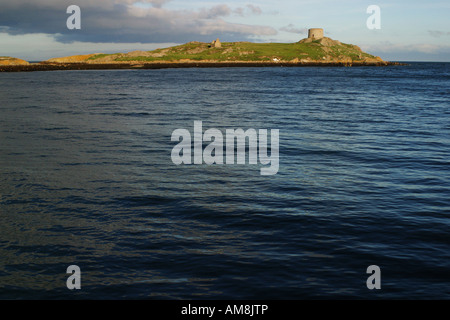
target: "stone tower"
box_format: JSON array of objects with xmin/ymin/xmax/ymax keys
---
[
  {"xmin": 308, "ymin": 28, "xmax": 324, "ymax": 40},
  {"xmin": 211, "ymin": 38, "xmax": 221, "ymax": 48}
]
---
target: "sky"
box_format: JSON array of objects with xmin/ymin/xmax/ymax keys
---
[{"xmin": 0, "ymin": 0, "xmax": 449, "ymax": 61}]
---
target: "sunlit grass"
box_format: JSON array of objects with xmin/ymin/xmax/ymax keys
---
[{"xmin": 89, "ymin": 41, "xmax": 378, "ymax": 62}]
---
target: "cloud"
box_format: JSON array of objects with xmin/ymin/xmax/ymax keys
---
[
  {"xmin": 146, "ymin": 0, "xmax": 172, "ymax": 8},
  {"xmin": 366, "ymin": 42, "xmax": 449, "ymax": 54},
  {"xmin": 198, "ymin": 5, "xmax": 232, "ymax": 19},
  {"xmin": 246, "ymin": 4, "xmax": 262, "ymax": 15},
  {"xmin": 428, "ymin": 30, "xmax": 450, "ymax": 38},
  {"xmin": 280, "ymin": 24, "xmax": 307, "ymax": 34},
  {"xmin": 0, "ymin": 1, "xmax": 276, "ymax": 44},
  {"xmin": 361, "ymin": 41, "xmax": 450, "ymax": 61},
  {"xmin": 232, "ymin": 4, "xmax": 263, "ymax": 17}
]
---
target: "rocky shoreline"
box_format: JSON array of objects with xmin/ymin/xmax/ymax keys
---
[{"xmin": 0, "ymin": 61, "xmax": 405, "ymax": 72}]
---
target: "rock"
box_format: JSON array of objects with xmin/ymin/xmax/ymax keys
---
[
  {"xmin": 127, "ymin": 50, "xmax": 151, "ymax": 57},
  {"xmin": 298, "ymin": 38, "xmax": 313, "ymax": 44},
  {"xmin": 221, "ymin": 48, "xmax": 233, "ymax": 54},
  {"xmin": 362, "ymin": 56, "xmax": 385, "ymax": 64},
  {"xmin": 337, "ymin": 57, "xmax": 352, "ymax": 64},
  {"xmin": 318, "ymin": 37, "xmax": 341, "ymax": 47}
]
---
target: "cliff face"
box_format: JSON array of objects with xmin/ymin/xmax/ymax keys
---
[{"xmin": 0, "ymin": 57, "xmax": 30, "ymax": 65}]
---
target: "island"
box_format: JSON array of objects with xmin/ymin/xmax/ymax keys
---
[
  {"xmin": 0, "ymin": 28, "xmax": 404, "ymax": 72},
  {"xmin": 0, "ymin": 56, "xmax": 30, "ymax": 66}
]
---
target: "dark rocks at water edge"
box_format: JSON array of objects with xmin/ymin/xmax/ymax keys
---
[{"xmin": 0, "ymin": 61, "xmax": 406, "ymax": 72}]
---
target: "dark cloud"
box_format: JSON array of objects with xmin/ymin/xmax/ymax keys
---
[{"xmin": 0, "ymin": 1, "xmax": 276, "ymax": 43}]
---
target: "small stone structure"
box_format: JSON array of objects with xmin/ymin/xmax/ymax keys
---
[
  {"xmin": 308, "ymin": 28, "xmax": 324, "ymax": 40},
  {"xmin": 211, "ymin": 38, "xmax": 221, "ymax": 48}
]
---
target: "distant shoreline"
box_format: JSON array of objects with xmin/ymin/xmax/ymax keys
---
[{"xmin": 0, "ymin": 61, "xmax": 406, "ymax": 72}]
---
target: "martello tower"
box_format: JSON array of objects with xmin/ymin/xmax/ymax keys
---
[{"xmin": 308, "ymin": 28, "xmax": 324, "ymax": 39}]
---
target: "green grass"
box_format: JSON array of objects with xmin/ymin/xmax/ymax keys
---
[
  {"xmin": 90, "ymin": 41, "xmax": 378, "ymax": 62},
  {"xmin": 87, "ymin": 53, "xmax": 116, "ymax": 60}
]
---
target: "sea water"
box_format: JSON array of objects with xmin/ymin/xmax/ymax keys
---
[{"xmin": 0, "ymin": 63, "xmax": 449, "ymax": 299}]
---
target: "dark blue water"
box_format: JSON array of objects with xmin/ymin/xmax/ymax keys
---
[{"xmin": 0, "ymin": 63, "xmax": 449, "ymax": 299}]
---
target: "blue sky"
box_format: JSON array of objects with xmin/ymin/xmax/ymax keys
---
[{"xmin": 0, "ymin": 0, "xmax": 449, "ymax": 61}]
